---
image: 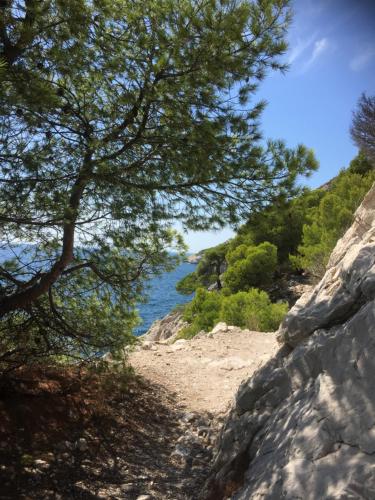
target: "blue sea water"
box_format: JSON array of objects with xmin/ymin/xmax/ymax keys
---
[
  {"xmin": 134, "ymin": 262, "xmax": 194, "ymax": 336},
  {"xmin": 0, "ymin": 245, "xmax": 194, "ymax": 336}
]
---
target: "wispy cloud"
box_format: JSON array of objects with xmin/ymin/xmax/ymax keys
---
[
  {"xmin": 288, "ymin": 34, "xmax": 316, "ymax": 64},
  {"xmin": 350, "ymin": 46, "xmax": 375, "ymax": 71},
  {"xmin": 308, "ymin": 38, "xmax": 329, "ymax": 65},
  {"xmin": 299, "ymin": 38, "xmax": 330, "ymax": 73},
  {"xmin": 288, "ymin": 35, "xmax": 330, "ymax": 74}
]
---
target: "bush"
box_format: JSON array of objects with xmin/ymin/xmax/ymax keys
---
[
  {"xmin": 180, "ymin": 288, "xmax": 222, "ymax": 338},
  {"xmin": 176, "ymin": 272, "xmax": 202, "ymax": 295},
  {"xmin": 220, "ymin": 289, "xmax": 288, "ymax": 331},
  {"xmin": 223, "ymin": 242, "xmax": 277, "ymax": 293},
  {"xmin": 179, "ymin": 287, "xmax": 287, "ymax": 338}
]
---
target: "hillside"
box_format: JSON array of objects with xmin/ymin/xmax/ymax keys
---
[{"xmin": 202, "ymin": 183, "xmax": 375, "ymax": 499}]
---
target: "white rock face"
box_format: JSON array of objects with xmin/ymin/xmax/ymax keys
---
[
  {"xmin": 202, "ymin": 184, "xmax": 375, "ymax": 500},
  {"xmin": 277, "ymin": 184, "xmax": 375, "ymax": 347},
  {"xmin": 141, "ymin": 310, "xmax": 188, "ymax": 342}
]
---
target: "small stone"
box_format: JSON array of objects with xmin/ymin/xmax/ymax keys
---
[
  {"xmin": 121, "ymin": 483, "xmax": 134, "ymax": 493},
  {"xmin": 181, "ymin": 412, "xmax": 196, "ymax": 423},
  {"xmin": 64, "ymin": 440, "xmax": 74, "ymax": 450},
  {"xmin": 34, "ymin": 459, "xmax": 50, "ymax": 470},
  {"xmin": 197, "ymin": 426, "xmax": 210, "ymax": 437},
  {"xmin": 173, "ymin": 444, "xmax": 190, "ymax": 457},
  {"xmin": 136, "ymin": 496, "xmax": 152, "ymax": 500},
  {"xmin": 210, "ymin": 322, "xmax": 229, "ymax": 334},
  {"xmin": 141, "ymin": 341, "xmax": 153, "ymax": 350},
  {"xmin": 77, "ymin": 438, "xmax": 88, "ymax": 452}
]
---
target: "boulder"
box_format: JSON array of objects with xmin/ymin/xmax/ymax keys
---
[
  {"xmin": 186, "ymin": 254, "xmax": 202, "ymax": 264},
  {"xmin": 202, "ymin": 184, "xmax": 375, "ymax": 500},
  {"xmin": 210, "ymin": 322, "xmax": 229, "ymax": 335},
  {"xmin": 141, "ymin": 310, "xmax": 188, "ymax": 342}
]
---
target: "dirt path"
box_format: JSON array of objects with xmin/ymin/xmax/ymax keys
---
[
  {"xmin": 0, "ymin": 328, "xmax": 278, "ymax": 500},
  {"xmin": 130, "ymin": 326, "xmax": 278, "ymax": 416}
]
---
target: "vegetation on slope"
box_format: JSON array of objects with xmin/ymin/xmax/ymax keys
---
[{"xmin": 177, "ymin": 152, "xmax": 374, "ymax": 338}]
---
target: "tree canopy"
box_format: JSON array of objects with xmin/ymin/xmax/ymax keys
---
[
  {"xmin": 0, "ymin": 0, "xmax": 319, "ymax": 370},
  {"xmin": 351, "ymin": 93, "xmax": 375, "ymax": 165}
]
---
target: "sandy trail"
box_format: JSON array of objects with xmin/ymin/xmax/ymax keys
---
[{"xmin": 130, "ymin": 328, "xmax": 279, "ymax": 416}]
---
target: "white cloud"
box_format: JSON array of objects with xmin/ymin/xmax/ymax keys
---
[
  {"xmin": 301, "ymin": 37, "xmax": 330, "ymax": 71},
  {"xmin": 310, "ymin": 38, "xmax": 329, "ymax": 64},
  {"xmin": 350, "ymin": 46, "xmax": 375, "ymax": 72},
  {"xmin": 288, "ymin": 34, "xmax": 316, "ymax": 64}
]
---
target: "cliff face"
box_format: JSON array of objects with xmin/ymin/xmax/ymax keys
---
[{"xmin": 203, "ymin": 184, "xmax": 375, "ymax": 500}]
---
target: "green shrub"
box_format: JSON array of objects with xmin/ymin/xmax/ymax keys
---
[
  {"xmin": 223, "ymin": 242, "xmax": 277, "ymax": 293},
  {"xmin": 176, "ymin": 272, "xmax": 202, "ymax": 294},
  {"xmin": 179, "ymin": 287, "xmax": 287, "ymax": 339},
  {"xmin": 180, "ymin": 288, "xmax": 222, "ymax": 338},
  {"xmin": 220, "ymin": 289, "xmax": 288, "ymax": 331}
]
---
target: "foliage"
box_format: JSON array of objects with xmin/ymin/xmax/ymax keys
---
[
  {"xmin": 220, "ymin": 289, "xmax": 288, "ymax": 331},
  {"xmin": 180, "ymin": 288, "xmax": 223, "ymax": 338},
  {"xmin": 348, "ymin": 151, "xmax": 374, "ymax": 175},
  {"xmin": 176, "ymin": 242, "xmax": 228, "ymax": 294},
  {"xmin": 350, "ymin": 93, "xmax": 375, "ymax": 164},
  {"xmin": 291, "ymin": 166, "xmax": 375, "ymax": 277},
  {"xmin": 177, "ymin": 150, "xmax": 374, "ymax": 340},
  {"xmin": 0, "ymin": 0, "xmax": 321, "ymax": 369},
  {"xmin": 176, "ymin": 272, "xmax": 203, "ymax": 295},
  {"xmin": 222, "ymin": 241, "xmax": 278, "ymax": 293},
  {"xmin": 239, "ymin": 188, "xmax": 323, "ymax": 264},
  {"xmin": 179, "ymin": 287, "xmax": 287, "ymax": 338}
]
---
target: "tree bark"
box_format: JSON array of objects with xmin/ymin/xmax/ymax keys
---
[{"xmin": 0, "ymin": 153, "xmax": 92, "ymax": 317}]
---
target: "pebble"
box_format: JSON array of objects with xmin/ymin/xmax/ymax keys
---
[
  {"xmin": 121, "ymin": 483, "xmax": 134, "ymax": 493},
  {"xmin": 181, "ymin": 412, "xmax": 196, "ymax": 423},
  {"xmin": 34, "ymin": 459, "xmax": 50, "ymax": 470},
  {"xmin": 64, "ymin": 440, "xmax": 74, "ymax": 450},
  {"xmin": 136, "ymin": 496, "xmax": 152, "ymax": 500},
  {"xmin": 197, "ymin": 426, "xmax": 210, "ymax": 437},
  {"xmin": 77, "ymin": 437, "xmax": 88, "ymax": 452},
  {"xmin": 141, "ymin": 341, "xmax": 153, "ymax": 350}
]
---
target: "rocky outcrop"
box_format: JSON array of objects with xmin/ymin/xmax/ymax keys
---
[
  {"xmin": 141, "ymin": 310, "xmax": 188, "ymax": 342},
  {"xmin": 186, "ymin": 254, "xmax": 202, "ymax": 264},
  {"xmin": 203, "ymin": 184, "xmax": 375, "ymax": 499}
]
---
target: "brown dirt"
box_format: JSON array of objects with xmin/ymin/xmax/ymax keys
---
[
  {"xmin": 0, "ymin": 366, "xmax": 210, "ymax": 499},
  {"xmin": 130, "ymin": 328, "xmax": 278, "ymax": 416},
  {"xmin": 0, "ymin": 328, "xmax": 278, "ymax": 499}
]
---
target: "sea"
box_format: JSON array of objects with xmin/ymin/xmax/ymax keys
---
[
  {"xmin": 0, "ymin": 245, "xmax": 194, "ymax": 336},
  {"xmin": 134, "ymin": 262, "xmax": 194, "ymax": 336}
]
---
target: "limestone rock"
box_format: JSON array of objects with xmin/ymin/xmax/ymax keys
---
[
  {"xmin": 141, "ymin": 310, "xmax": 188, "ymax": 342},
  {"xmin": 141, "ymin": 340, "xmax": 153, "ymax": 350},
  {"xmin": 202, "ymin": 184, "xmax": 375, "ymax": 500},
  {"xmin": 186, "ymin": 254, "xmax": 202, "ymax": 264},
  {"xmin": 210, "ymin": 322, "xmax": 229, "ymax": 335},
  {"xmin": 208, "ymin": 357, "xmax": 251, "ymax": 371},
  {"xmin": 277, "ymin": 184, "xmax": 375, "ymax": 347}
]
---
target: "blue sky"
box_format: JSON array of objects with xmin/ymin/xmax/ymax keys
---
[{"xmin": 183, "ymin": 0, "xmax": 375, "ymax": 253}]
